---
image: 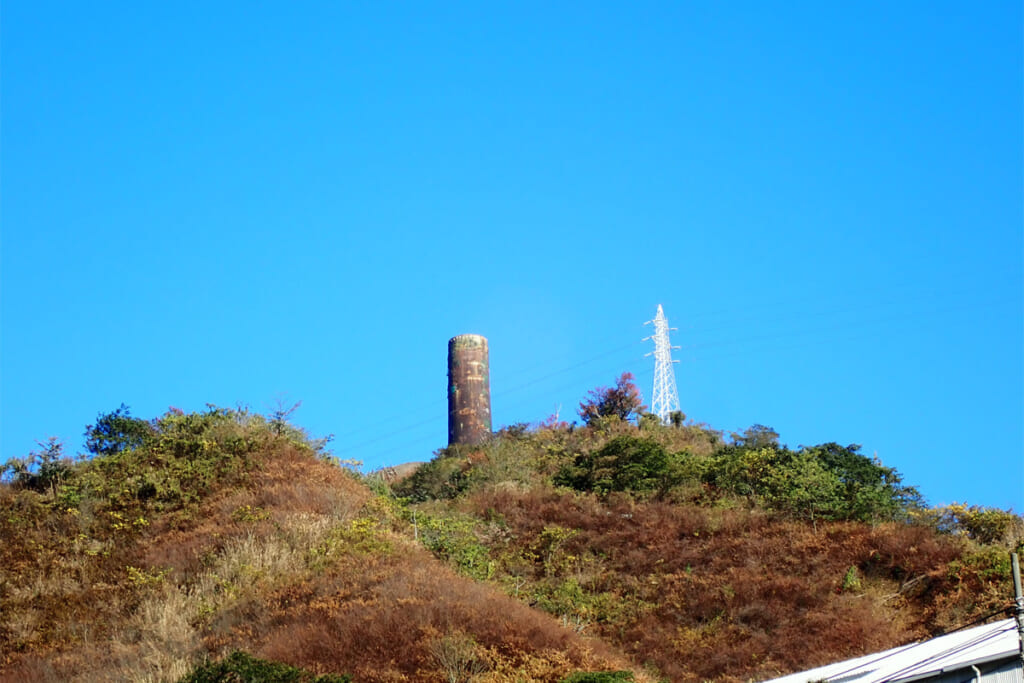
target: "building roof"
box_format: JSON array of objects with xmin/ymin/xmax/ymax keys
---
[{"xmin": 763, "ymin": 619, "xmax": 1020, "ymax": 683}]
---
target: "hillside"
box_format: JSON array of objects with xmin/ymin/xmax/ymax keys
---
[
  {"xmin": 0, "ymin": 408, "xmax": 629, "ymax": 682},
  {"xmin": 1, "ymin": 399, "xmax": 1020, "ymax": 682},
  {"xmin": 392, "ymin": 413, "xmax": 1020, "ymax": 682}
]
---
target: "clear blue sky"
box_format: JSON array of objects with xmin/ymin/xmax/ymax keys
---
[{"xmin": 2, "ymin": 1, "xmax": 1021, "ymax": 511}]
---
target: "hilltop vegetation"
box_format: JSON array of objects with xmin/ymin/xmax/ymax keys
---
[
  {"xmin": 1, "ymin": 382, "xmax": 1020, "ymax": 682},
  {"xmin": 1, "ymin": 406, "xmax": 629, "ymax": 682},
  {"xmin": 391, "ymin": 375, "xmax": 1022, "ymax": 680}
]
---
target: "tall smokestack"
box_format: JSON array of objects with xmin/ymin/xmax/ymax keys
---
[{"xmin": 447, "ymin": 334, "xmax": 491, "ymax": 446}]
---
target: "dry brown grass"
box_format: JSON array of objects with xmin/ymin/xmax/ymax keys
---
[
  {"xmin": 190, "ymin": 529, "xmax": 629, "ymax": 681},
  {"xmin": 1, "ymin": 443, "xmax": 635, "ymax": 682},
  {"xmin": 3, "ymin": 424, "xmax": 1006, "ymax": 683},
  {"xmin": 458, "ymin": 486, "xmax": 1002, "ymax": 682},
  {"xmin": 1, "ymin": 444, "xmax": 367, "ymax": 679}
]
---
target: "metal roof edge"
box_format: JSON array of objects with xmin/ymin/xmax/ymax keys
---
[
  {"xmin": 759, "ymin": 619, "xmax": 1019, "ymax": 683},
  {"xmin": 891, "ymin": 652, "xmax": 1021, "ymax": 683}
]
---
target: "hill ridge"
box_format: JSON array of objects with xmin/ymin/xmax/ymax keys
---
[{"xmin": 1, "ymin": 403, "xmax": 1019, "ymax": 682}]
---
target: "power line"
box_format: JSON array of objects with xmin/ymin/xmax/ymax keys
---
[
  {"xmin": 340, "ymin": 352, "xmax": 653, "ymax": 464},
  {"xmin": 336, "ymin": 290, "xmax": 1018, "ymax": 465},
  {"xmin": 682, "ymin": 295, "xmax": 1017, "ymax": 363},
  {"xmin": 680, "ymin": 269, "xmax": 1020, "ymax": 330},
  {"xmin": 820, "ymin": 611, "xmax": 1014, "ymax": 683},
  {"xmin": 875, "ymin": 621, "xmax": 1014, "ymax": 683},
  {"xmin": 493, "ymin": 341, "xmax": 640, "ymax": 398},
  {"xmin": 330, "ymin": 340, "xmax": 642, "ymax": 444}
]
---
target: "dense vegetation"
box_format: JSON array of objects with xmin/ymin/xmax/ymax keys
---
[
  {"xmin": 0, "ymin": 406, "xmax": 629, "ymax": 681},
  {"xmin": 1, "ymin": 380, "xmax": 1020, "ymax": 682},
  {"xmin": 390, "ymin": 377, "xmax": 1022, "ymax": 681},
  {"xmin": 180, "ymin": 651, "xmax": 351, "ymax": 683}
]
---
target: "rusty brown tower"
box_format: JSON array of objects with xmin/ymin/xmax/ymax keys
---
[{"xmin": 447, "ymin": 334, "xmax": 492, "ymax": 445}]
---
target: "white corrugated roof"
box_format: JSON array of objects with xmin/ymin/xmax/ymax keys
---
[{"xmin": 763, "ymin": 619, "xmax": 1020, "ymax": 683}]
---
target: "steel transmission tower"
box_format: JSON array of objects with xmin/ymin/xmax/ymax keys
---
[{"xmin": 643, "ymin": 304, "xmax": 681, "ymax": 423}]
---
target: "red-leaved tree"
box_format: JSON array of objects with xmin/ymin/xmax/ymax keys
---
[{"xmin": 578, "ymin": 372, "xmax": 646, "ymax": 425}]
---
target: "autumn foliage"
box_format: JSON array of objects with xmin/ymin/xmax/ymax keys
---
[
  {"xmin": 577, "ymin": 372, "xmax": 646, "ymax": 425},
  {"xmin": 0, "ymin": 394, "xmax": 1018, "ymax": 683},
  {"xmin": 0, "ymin": 406, "xmax": 629, "ymax": 682}
]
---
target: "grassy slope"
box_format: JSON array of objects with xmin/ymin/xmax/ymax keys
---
[
  {"xmin": 392, "ymin": 421, "xmax": 1017, "ymax": 683},
  {"xmin": 0, "ymin": 415, "xmax": 631, "ymax": 682},
  {"xmin": 0, "ymin": 410, "xmax": 1015, "ymax": 683},
  {"xmin": 457, "ymin": 487, "xmax": 986, "ymax": 681}
]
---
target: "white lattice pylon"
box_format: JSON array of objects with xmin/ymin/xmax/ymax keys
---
[{"xmin": 643, "ymin": 304, "xmax": 681, "ymax": 423}]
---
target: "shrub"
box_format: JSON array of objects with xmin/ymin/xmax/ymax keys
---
[
  {"xmin": 578, "ymin": 373, "xmax": 646, "ymax": 426},
  {"xmin": 430, "ymin": 632, "xmax": 487, "ymax": 683},
  {"xmin": 762, "ymin": 449, "xmax": 842, "ymax": 523},
  {"xmin": 311, "ymin": 516, "xmax": 392, "ymax": 563},
  {"xmin": 803, "ymin": 443, "xmax": 922, "ymax": 521},
  {"xmin": 841, "ymin": 566, "xmax": 862, "ymax": 593},
  {"xmin": 702, "ymin": 443, "xmax": 920, "ymax": 523},
  {"xmin": 947, "ymin": 546, "xmax": 1012, "ymax": 582},
  {"xmin": 71, "ymin": 407, "xmax": 261, "ymax": 519},
  {"xmin": 1, "ymin": 437, "xmax": 73, "ymax": 494},
  {"xmin": 557, "ymin": 436, "xmax": 687, "ymax": 496},
  {"xmin": 179, "ymin": 650, "xmax": 351, "ymax": 682},
  {"xmin": 926, "ymin": 503, "xmax": 1024, "ymax": 548},
  {"xmin": 415, "ymin": 512, "xmax": 494, "ymax": 580},
  {"xmin": 560, "ymin": 672, "xmax": 634, "ymax": 683},
  {"xmin": 392, "ymin": 450, "xmax": 469, "ymax": 502}
]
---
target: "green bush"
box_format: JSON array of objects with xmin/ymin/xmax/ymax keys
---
[
  {"xmin": 179, "ymin": 651, "xmax": 350, "ymax": 682},
  {"xmin": 560, "ymin": 671, "xmax": 635, "ymax": 683},
  {"xmin": 556, "ymin": 436, "xmax": 687, "ymax": 496},
  {"xmin": 925, "ymin": 503, "xmax": 1024, "ymax": 548},
  {"xmin": 75, "ymin": 406, "xmax": 261, "ymax": 518},
  {"xmin": 841, "ymin": 566, "xmax": 862, "ymax": 593},
  {"xmin": 415, "ymin": 512, "xmax": 495, "ymax": 580},
  {"xmin": 948, "ymin": 546, "xmax": 1012, "ymax": 582},
  {"xmin": 0, "ymin": 404, "xmax": 331, "ymax": 546},
  {"xmin": 392, "ymin": 450, "xmax": 469, "ymax": 502},
  {"xmin": 702, "ymin": 443, "xmax": 920, "ymax": 523}
]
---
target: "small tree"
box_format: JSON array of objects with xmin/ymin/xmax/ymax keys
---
[
  {"xmin": 731, "ymin": 424, "xmax": 779, "ymax": 449},
  {"xmin": 763, "ymin": 449, "xmax": 842, "ymax": 526},
  {"xmin": 804, "ymin": 442, "xmax": 922, "ymax": 521},
  {"xmin": 430, "ymin": 632, "xmax": 486, "ymax": 683},
  {"xmin": 269, "ymin": 397, "xmax": 302, "ymax": 435},
  {"xmin": 927, "ymin": 503, "xmax": 1024, "ymax": 547},
  {"xmin": 578, "ymin": 372, "xmax": 646, "ymax": 425},
  {"xmin": 84, "ymin": 404, "xmax": 154, "ymax": 456},
  {"xmin": 638, "ymin": 413, "xmax": 661, "ymax": 431},
  {"xmin": 1, "ymin": 437, "xmax": 72, "ymax": 495}
]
